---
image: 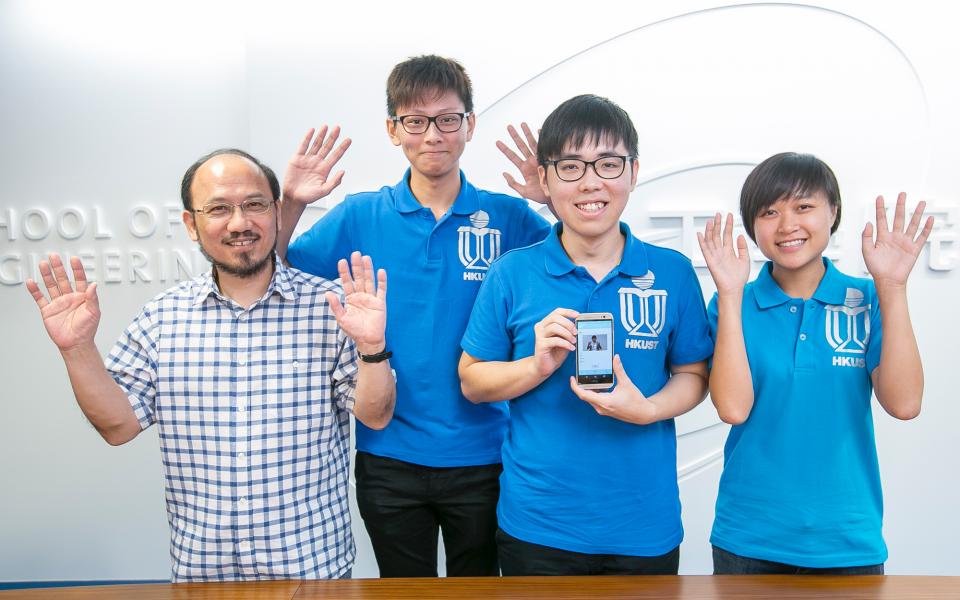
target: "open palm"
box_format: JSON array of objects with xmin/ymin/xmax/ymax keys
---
[
  {"xmin": 283, "ymin": 126, "xmax": 352, "ymax": 205},
  {"xmin": 325, "ymin": 252, "xmax": 387, "ymax": 351},
  {"xmin": 862, "ymin": 193, "xmax": 934, "ymax": 287},
  {"xmin": 697, "ymin": 213, "xmax": 751, "ymax": 295},
  {"xmin": 497, "ymin": 122, "xmax": 549, "ymax": 204},
  {"xmin": 26, "ymin": 255, "xmax": 101, "ymax": 351}
]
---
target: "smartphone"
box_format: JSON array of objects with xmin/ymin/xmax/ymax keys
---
[{"xmin": 575, "ymin": 312, "xmax": 615, "ymax": 389}]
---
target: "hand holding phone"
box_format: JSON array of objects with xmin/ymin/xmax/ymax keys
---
[
  {"xmin": 575, "ymin": 312, "xmax": 615, "ymax": 389},
  {"xmin": 532, "ymin": 308, "xmax": 579, "ymax": 378}
]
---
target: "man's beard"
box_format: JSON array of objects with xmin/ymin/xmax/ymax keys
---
[{"xmin": 197, "ymin": 233, "xmax": 277, "ymax": 279}]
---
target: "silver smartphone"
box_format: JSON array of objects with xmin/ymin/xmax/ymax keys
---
[{"xmin": 575, "ymin": 312, "xmax": 615, "ymax": 389}]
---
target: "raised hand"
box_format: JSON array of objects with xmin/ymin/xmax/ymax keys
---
[
  {"xmin": 862, "ymin": 193, "xmax": 934, "ymax": 288},
  {"xmin": 282, "ymin": 126, "xmax": 352, "ymax": 205},
  {"xmin": 570, "ymin": 355, "xmax": 658, "ymax": 424},
  {"xmin": 325, "ymin": 251, "xmax": 386, "ymax": 354},
  {"xmin": 697, "ymin": 212, "xmax": 751, "ymax": 295},
  {"xmin": 532, "ymin": 307, "xmax": 579, "ymax": 377},
  {"xmin": 25, "ymin": 254, "xmax": 101, "ymax": 351},
  {"xmin": 496, "ymin": 122, "xmax": 549, "ymax": 204}
]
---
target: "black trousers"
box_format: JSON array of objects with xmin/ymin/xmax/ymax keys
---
[
  {"xmin": 496, "ymin": 528, "xmax": 680, "ymax": 576},
  {"xmin": 355, "ymin": 451, "xmax": 501, "ymax": 577},
  {"xmin": 712, "ymin": 545, "xmax": 885, "ymax": 575}
]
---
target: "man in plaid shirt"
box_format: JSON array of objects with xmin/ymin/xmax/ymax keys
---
[{"xmin": 26, "ymin": 149, "xmax": 395, "ymax": 581}]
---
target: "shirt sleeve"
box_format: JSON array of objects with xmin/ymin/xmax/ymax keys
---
[
  {"xmin": 866, "ymin": 282, "xmax": 883, "ymax": 374},
  {"xmin": 515, "ymin": 203, "xmax": 553, "ymax": 248},
  {"xmin": 461, "ymin": 264, "xmax": 514, "ymax": 362},
  {"xmin": 287, "ymin": 198, "xmax": 355, "ymax": 280},
  {"xmin": 105, "ymin": 307, "xmax": 160, "ymax": 430},
  {"xmin": 330, "ymin": 294, "xmax": 359, "ymax": 414},
  {"xmin": 667, "ymin": 266, "xmax": 715, "ymax": 367}
]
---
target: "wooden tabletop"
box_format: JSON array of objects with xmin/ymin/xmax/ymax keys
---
[{"xmin": 4, "ymin": 575, "xmax": 958, "ymax": 599}]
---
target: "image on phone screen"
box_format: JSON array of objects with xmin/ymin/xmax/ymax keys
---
[{"xmin": 576, "ymin": 316, "xmax": 614, "ymax": 388}]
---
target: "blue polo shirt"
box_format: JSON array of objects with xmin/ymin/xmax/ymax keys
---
[
  {"xmin": 709, "ymin": 258, "xmax": 887, "ymax": 567},
  {"xmin": 461, "ymin": 223, "xmax": 713, "ymax": 555},
  {"xmin": 288, "ymin": 170, "xmax": 550, "ymax": 467}
]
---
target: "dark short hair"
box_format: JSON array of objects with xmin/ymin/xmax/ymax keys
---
[
  {"xmin": 386, "ymin": 55, "xmax": 473, "ymax": 116},
  {"xmin": 739, "ymin": 152, "xmax": 841, "ymax": 242},
  {"xmin": 180, "ymin": 148, "xmax": 280, "ymax": 211},
  {"xmin": 537, "ymin": 95, "xmax": 638, "ymax": 163}
]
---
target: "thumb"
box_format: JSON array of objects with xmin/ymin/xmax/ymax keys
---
[
  {"xmin": 325, "ymin": 291, "xmax": 345, "ymax": 320},
  {"xmin": 612, "ymin": 354, "xmax": 630, "ymax": 383},
  {"xmin": 85, "ymin": 282, "xmax": 101, "ymax": 313},
  {"xmin": 861, "ymin": 222, "xmax": 874, "ymax": 254},
  {"xmin": 736, "ymin": 234, "xmax": 749, "ymax": 260}
]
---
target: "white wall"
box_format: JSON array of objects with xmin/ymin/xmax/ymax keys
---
[{"xmin": 2, "ymin": 0, "xmax": 958, "ymax": 582}]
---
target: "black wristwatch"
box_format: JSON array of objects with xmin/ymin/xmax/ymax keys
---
[{"xmin": 359, "ymin": 349, "xmax": 392, "ymax": 363}]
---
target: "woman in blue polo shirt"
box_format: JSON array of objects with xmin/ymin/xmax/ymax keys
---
[{"xmin": 697, "ymin": 152, "xmax": 933, "ymax": 574}]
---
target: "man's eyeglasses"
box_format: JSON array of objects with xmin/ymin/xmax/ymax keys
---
[
  {"xmin": 392, "ymin": 112, "xmax": 471, "ymax": 134},
  {"xmin": 542, "ymin": 156, "xmax": 635, "ymax": 182},
  {"xmin": 192, "ymin": 198, "xmax": 276, "ymax": 220}
]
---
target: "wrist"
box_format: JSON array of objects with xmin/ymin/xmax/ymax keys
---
[
  {"xmin": 59, "ymin": 340, "xmax": 100, "ymax": 362},
  {"xmin": 528, "ymin": 354, "xmax": 552, "ymax": 381},
  {"xmin": 874, "ymin": 279, "xmax": 908, "ymax": 296},
  {"xmin": 280, "ymin": 193, "xmax": 310, "ymax": 210},
  {"xmin": 356, "ymin": 341, "xmax": 386, "ymax": 356}
]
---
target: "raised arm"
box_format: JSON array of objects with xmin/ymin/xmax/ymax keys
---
[
  {"xmin": 863, "ymin": 193, "xmax": 934, "ymax": 420},
  {"xmin": 326, "ymin": 252, "xmax": 395, "ymax": 429},
  {"xmin": 459, "ymin": 307, "xmax": 579, "ymax": 403},
  {"xmin": 278, "ymin": 126, "xmax": 352, "ymax": 259},
  {"xmin": 25, "ymin": 255, "xmax": 141, "ymax": 445},
  {"xmin": 697, "ymin": 213, "xmax": 754, "ymax": 424}
]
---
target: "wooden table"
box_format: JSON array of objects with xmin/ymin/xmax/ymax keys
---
[{"xmin": 4, "ymin": 576, "xmax": 958, "ymax": 599}]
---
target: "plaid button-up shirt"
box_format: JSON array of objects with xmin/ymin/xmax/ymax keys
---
[{"xmin": 106, "ymin": 260, "xmax": 357, "ymax": 581}]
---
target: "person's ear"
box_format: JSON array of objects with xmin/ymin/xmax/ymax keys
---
[
  {"xmin": 386, "ymin": 118, "xmax": 401, "ymax": 146},
  {"xmin": 465, "ymin": 112, "xmax": 476, "ymax": 142},
  {"xmin": 538, "ymin": 165, "xmax": 551, "ymax": 200},
  {"xmin": 182, "ymin": 209, "xmax": 200, "ymax": 241}
]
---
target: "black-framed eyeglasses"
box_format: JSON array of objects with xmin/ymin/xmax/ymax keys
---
[
  {"xmin": 192, "ymin": 198, "xmax": 276, "ymax": 220},
  {"xmin": 392, "ymin": 112, "xmax": 471, "ymax": 134},
  {"xmin": 542, "ymin": 156, "xmax": 635, "ymax": 182}
]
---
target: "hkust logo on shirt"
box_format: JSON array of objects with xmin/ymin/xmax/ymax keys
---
[
  {"xmin": 618, "ymin": 271, "xmax": 667, "ymax": 350},
  {"xmin": 825, "ymin": 288, "xmax": 871, "ymax": 368},
  {"xmin": 458, "ymin": 210, "xmax": 501, "ymax": 281}
]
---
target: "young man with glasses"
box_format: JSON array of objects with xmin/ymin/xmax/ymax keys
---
[
  {"xmin": 459, "ymin": 95, "xmax": 713, "ymax": 575},
  {"xmin": 277, "ymin": 55, "xmax": 551, "ymax": 577},
  {"xmin": 25, "ymin": 149, "xmax": 395, "ymax": 581}
]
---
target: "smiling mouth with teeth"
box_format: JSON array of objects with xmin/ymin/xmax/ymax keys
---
[
  {"xmin": 777, "ymin": 239, "xmax": 805, "ymax": 247},
  {"xmin": 576, "ymin": 202, "xmax": 607, "ymax": 213},
  {"xmin": 226, "ymin": 237, "xmax": 259, "ymax": 247}
]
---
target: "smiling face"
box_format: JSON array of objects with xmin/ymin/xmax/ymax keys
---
[
  {"xmin": 752, "ymin": 190, "xmax": 837, "ymax": 278},
  {"xmin": 182, "ymin": 154, "xmax": 279, "ymax": 279},
  {"xmin": 538, "ymin": 136, "xmax": 638, "ymax": 246},
  {"xmin": 386, "ymin": 89, "xmax": 475, "ymax": 182}
]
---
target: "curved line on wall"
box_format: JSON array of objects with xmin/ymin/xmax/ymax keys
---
[
  {"xmin": 479, "ymin": 2, "xmax": 932, "ymax": 187},
  {"xmin": 679, "ymin": 448, "xmax": 724, "ymax": 482}
]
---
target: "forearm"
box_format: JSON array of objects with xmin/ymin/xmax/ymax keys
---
[
  {"xmin": 873, "ymin": 284, "xmax": 923, "ymax": 419},
  {"xmin": 60, "ymin": 342, "xmax": 140, "ymax": 445},
  {"xmin": 276, "ymin": 199, "xmax": 308, "ymax": 261},
  {"xmin": 709, "ymin": 292, "xmax": 754, "ymax": 424},
  {"xmin": 459, "ymin": 354, "xmax": 547, "ymax": 403},
  {"xmin": 352, "ymin": 360, "xmax": 396, "ymax": 430},
  {"xmin": 643, "ymin": 369, "xmax": 709, "ymax": 423}
]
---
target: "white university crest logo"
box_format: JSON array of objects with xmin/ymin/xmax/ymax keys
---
[
  {"xmin": 618, "ymin": 271, "xmax": 668, "ymax": 344},
  {"xmin": 458, "ymin": 210, "xmax": 501, "ymax": 272},
  {"xmin": 824, "ymin": 288, "xmax": 871, "ymax": 355}
]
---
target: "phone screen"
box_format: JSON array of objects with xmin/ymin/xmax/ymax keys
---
[{"xmin": 576, "ymin": 316, "xmax": 614, "ymax": 387}]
